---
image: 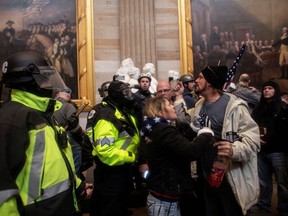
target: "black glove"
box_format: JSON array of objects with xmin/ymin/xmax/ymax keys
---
[{"xmin": 67, "ymin": 113, "xmax": 79, "ymax": 130}]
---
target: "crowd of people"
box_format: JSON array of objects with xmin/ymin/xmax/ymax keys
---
[{"xmin": 0, "ymin": 50, "xmax": 288, "ymax": 216}]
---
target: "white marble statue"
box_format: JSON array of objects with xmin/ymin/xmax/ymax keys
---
[{"xmin": 143, "ymin": 63, "xmax": 158, "ymax": 94}]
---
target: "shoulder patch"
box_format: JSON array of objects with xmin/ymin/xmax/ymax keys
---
[{"xmin": 88, "ymin": 110, "xmax": 96, "ymax": 119}]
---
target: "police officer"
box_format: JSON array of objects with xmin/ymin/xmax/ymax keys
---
[
  {"xmin": 0, "ymin": 52, "xmax": 91, "ymax": 216},
  {"xmin": 98, "ymin": 81, "xmax": 111, "ymax": 99},
  {"xmin": 53, "ymin": 87, "xmax": 84, "ymax": 177},
  {"xmin": 87, "ymin": 80, "xmax": 140, "ymax": 216}
]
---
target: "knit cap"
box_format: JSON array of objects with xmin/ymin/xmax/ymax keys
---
[{"xmin": 201, "ymin": 65, "xmax": 228, "ymax": 90}]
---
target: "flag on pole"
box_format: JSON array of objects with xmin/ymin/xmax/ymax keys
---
[
  {"xmin": 223, "ymin": 44, "xmax": 246, "ymax": 91},
  {"xmin": 23, "ymin": 0, "xmax": 50, "ymax": 17}
]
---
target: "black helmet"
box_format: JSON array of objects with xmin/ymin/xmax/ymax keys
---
[
  {"xmin": 180, "ymin": 74, "xmax": 195, "ymax": 83},
  {"xmin": 1, "ymin": 52, "xmax": 66, "ymax": 95},
  {"xmin": 98, "ymin": 81, "xmax": 111, "ymax": 98},
  {"xmin": 107, "ymin": 80, "xmax": 134, "ymax": 108}
]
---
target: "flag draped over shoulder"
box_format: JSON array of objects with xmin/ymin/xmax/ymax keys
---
[
  {"xmin": 23, "ymin": 0, "xmax": 50, "ymax": 17},
  {"xmin": 223, "ymin": 44, "xmax": 246, "ymax": 91}
]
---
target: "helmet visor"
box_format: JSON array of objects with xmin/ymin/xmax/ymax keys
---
[{"xmin": 32, "ymin": 65, "xmax": 67, "ymax": 92}]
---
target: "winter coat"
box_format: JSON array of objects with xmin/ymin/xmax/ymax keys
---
[
  {"xmin": 189, "ymin": 93, "xmax": 260, "ymax": 215},
  {"xmin": 140, "ymin": 117, "xmax": 215, "ymax": 200}
]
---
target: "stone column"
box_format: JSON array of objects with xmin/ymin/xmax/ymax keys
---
[{"xmin": 119, "ymin": 0, "xmax": 156, "ymax": 69}]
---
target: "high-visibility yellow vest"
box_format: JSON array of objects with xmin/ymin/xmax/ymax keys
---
[
  {"xmin": 0, "ymin": 90, "xmax": 81, "ymax": 215},
  {"xmin": 87, "ymin": 101, "xmax": 140, "ymax": 166}
]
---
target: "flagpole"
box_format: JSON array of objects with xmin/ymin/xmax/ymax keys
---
[{"xmin": 223, "ymin": 44, "xmax": 246, "ymax": 91}]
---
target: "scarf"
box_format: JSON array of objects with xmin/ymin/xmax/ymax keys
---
[{"xmin": 140, "ymin": 116, "xmax": 171, "ymax": 140}]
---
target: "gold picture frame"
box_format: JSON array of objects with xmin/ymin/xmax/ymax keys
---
[
  {"xmin": 0, "ymin": 0, "xmax": 95, "ymax": 109},
  {"xmin": 73, "ymin": 0, "xmax": 95, "ymax": 110},
  {"xmin": 178, "ymin": 0, "xmax": 194, "ymax": 75}
]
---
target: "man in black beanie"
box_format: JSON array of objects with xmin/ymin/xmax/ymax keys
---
[
  {"xmin": 87, "ymin": 80, "xmax": 141, "ymax": 216},
  {"xmin": 189, "ymin": 65, "xmax": 260, "ymax": 216},
  {"xmin": 251, "ymin": 80, "xmax": 288, "ymax": 215},
  {"xmin": 200, "ymin": 65, "xmax": 228, "ymax": 90}
]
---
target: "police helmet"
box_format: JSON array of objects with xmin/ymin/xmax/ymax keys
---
[
  {"xmin": 179, "ymin": 74, "xmax": 195, "ymax": 83},
  {"xmin": 1, "ymin": 52, "xmax": 66, "ymax": 94},
  {"xmin": 98, "ymin": 81, "xmax": 111, "ymax": 97},
  {"xmin": 138, "ymin": 72, "xmax": 152, "ymax": 82},
  {"xmin": 107, "ymin": 80, "xmax": 134, "ymax": 107}
]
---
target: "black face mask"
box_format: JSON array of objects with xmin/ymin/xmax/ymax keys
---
[
  {"xmin": 108, "ymin": 82, "xmax": 135, "ymax": 108},
  {"xmin": 121, "ymin": 85, "xmax": 134, "ymax": 101}
]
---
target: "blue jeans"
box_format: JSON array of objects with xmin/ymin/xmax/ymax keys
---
[
  {"xmin": 146, "ymin": 193, "xmax": 180, "ymax": 216},
  {"xmin": 257, "ymin": 152, "xmax": 288, "ymax": 214}
]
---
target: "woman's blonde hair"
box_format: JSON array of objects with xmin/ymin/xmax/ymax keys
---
[{"xmin": 143, "ymin": 95, "xmax": 168, "ymax": 117}]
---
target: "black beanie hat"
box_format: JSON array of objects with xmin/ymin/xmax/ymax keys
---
[
  {"xmin": 262, "ymin": 80, "xmax": 277, "ymax": 90},
  {"xmin": 201, "ymin": 65, "xmax": 228, "ymax": 90}
]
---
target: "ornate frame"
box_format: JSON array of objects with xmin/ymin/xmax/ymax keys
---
[
  {"xmin": 178, "ymin": 0, "xmax": 194, "ymax": 75},
  {"xmin": 73, "ymin": 0, "xmax": 95, "ymax": 110}
]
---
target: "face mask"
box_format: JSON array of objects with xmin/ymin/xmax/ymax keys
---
[{"xmin": 121, "ymin": 86, "xmax": 134, "ymax": 101}]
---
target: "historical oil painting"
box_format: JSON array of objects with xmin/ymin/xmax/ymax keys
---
[
  {"xmin": 0, "ymin": 0, "xmax": 78, "ymax": 99},
  {"xmin": 191, "ymin": 0, "xmax": 288, "ymax": 93}
]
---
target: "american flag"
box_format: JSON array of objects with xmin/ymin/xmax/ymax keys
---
[
  {"xmin": 23, "ymin": 0, "xmax": 50, "ymax": 17},
  {"xmin": 223, "ymin": 44, "xmax": 246, "ymax": 91}
]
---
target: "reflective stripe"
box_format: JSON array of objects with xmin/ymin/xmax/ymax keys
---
[
  {"xmin": 118, "ymin": 131, "xmax": 129, "ymax": 138},
  {"xmin": 0, "ymin": 189, "xmax": 18, "ymax": 205},
  {"xmin": 28, "ymin": 130, "xmax": 45, "ymax": 203},
  {"xmin": 41, "ymin": 179, "xmax": 70, "ymax": 200},
  {"xmin": 119, "ymin": 131, "xmax": 132, "ymax": 150},
  {"xmin": 94, "ymin": 137, "xmax": 115, "ymax": 147},
  {"xmin": 120, "ymin": 138, "xmax": 132, "ymax": 150},
  {"xmin": 94, "ymin": 132, "xmax": 132, "ymax": 150},
  {"xmin": 28, "ymin": 131, "xmax": 71, "ymax": 203}
]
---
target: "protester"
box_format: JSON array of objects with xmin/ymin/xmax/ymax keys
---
[
  {"xmin": 156, "ymin": 80, "xmax": 191, "ymax": 124},
  {"xmin": 134, "ymin": 72, "xmax": 154, "ymax": 108},
  {"xmin": 250, "ymin": 80, "xmax": 288, "ymax": 215},
  {"xmin": 179, "ymin": 74, "xmax": 197, "ymax": 109},
  {"xmin": 189, "ymin": 65, "xmax": 260, "ymax": 216},
  {"xmin": 233, "ymin": 73, "xmax": 261, "ymax": 114},
  {"xmin": 140, "ymin": 95, "xmax": 224, "ymax": 216},
  {"xmin": 132, "ymin": 72, "xmax": 154, "ymax": 199}
]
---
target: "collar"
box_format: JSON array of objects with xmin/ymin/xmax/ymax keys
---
[{"xmin": 11, "ymin": 89, "xmax": 62, "ymax": 113}]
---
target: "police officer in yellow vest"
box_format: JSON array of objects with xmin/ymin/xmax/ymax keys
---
[
  {"xmin": 0, "ymin": 52, "xmax": 90, "ymax": 216},
  {"xmin": 86, "ymin": 80, "xmax": 140, "ymax": 216}
]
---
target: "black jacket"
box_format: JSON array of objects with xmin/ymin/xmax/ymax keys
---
[
  {"xmin": 252, "ymin": 81, "xmax": 288, "ymax": 153},
  {"xmin": 141, "ymin": 118, "xmax": 215, "ymax": 199}
]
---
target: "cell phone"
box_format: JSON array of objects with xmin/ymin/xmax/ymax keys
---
[
  {"xmin": 143, "ymin": 170, "xmax": 149, "ymax": 179},
  {"xmin": 113, "ymin": 75, "xmax": 125, "ymax": 81}
]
